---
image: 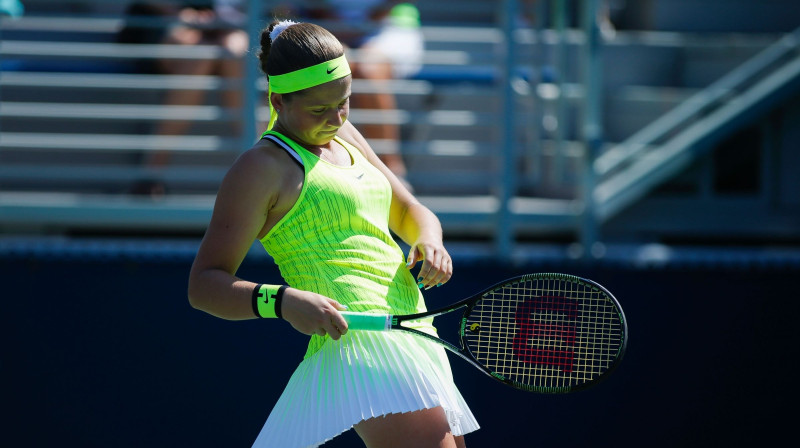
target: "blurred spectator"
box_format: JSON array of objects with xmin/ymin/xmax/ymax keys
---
[
  {"xmin": 1, "ymin": 0, "xmax": 24, "ymax": 71},
  {"xmin": 118, "ymin": 1, "xmax": 248, "ymax": 195},
  {"xmin": 0, "ymin": 0, "xmax": 23, "ymax": 18},
  {"xmin": 275, "ymin": 1, "xmax": 423, "ymax": 187},
  {"xmin": 609, "ymin": 0, "xmax": 654, "ymax": 31}
]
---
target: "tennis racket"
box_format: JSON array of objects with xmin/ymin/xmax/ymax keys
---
[{"xmin": 341, "ymin": 272, "xmax": 627, "ymax": 393}]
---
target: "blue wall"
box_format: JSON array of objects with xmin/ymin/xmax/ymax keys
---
[{"xmin": 4, "ymin": 244, "xmax": 798, "ymax": 447}]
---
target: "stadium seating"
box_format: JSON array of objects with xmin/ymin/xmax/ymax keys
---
[{"xmin": 2, "ymin": 0, "xmax": 799, "ymax": 244}]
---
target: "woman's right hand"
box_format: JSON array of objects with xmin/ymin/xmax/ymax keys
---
[{"xmin": 281, "ymin": 288, "xmax": 349, "ymax": 340}]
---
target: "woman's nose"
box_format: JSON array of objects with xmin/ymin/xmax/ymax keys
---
[{"xmin": 328, "ymin": 108, "xmax": 345, "ymax": 126}]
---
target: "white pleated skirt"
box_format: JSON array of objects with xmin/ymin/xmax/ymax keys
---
[{"xmin": 252, "ymin": 329, "xmax": 480, "ymax": 447}]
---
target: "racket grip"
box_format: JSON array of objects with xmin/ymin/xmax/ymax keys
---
[{"xmin": 341, "ymin": 312, "xmax": 391, "ymax": 331}]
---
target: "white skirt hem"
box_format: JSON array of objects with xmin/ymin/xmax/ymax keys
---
[{"xmin": 252, "ymin": 330, "xmax": 480, "ymax": 448}]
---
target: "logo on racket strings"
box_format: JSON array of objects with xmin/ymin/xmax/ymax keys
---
[{"xmin": 512, "ymin": 295, "xmax": 577, "ymax": 373}]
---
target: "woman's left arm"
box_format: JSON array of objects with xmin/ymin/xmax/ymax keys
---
[{"xmin": 338, "ymin": 121, "xmax": 453, "ymax": 289}]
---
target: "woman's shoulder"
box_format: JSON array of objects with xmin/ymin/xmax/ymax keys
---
[
  {"xmin": 221, "ymin": 137, "xmax": 300, "ymax": 189},
  {"xmin": 237, "ymin": 137, "xmax": 298, "ymax": 170}
]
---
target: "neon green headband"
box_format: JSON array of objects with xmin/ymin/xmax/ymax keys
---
[
  {"xmin": 267, "ymin": 54, "xmax": 351, "ymax": 129},
  {"xmin": 269, "ymin": 54, "xmax": 350, "ymax": 93}
]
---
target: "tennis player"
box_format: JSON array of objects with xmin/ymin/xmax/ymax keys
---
[{"xmin": 187, "ymin": 20, "xmax": 478, "ymax": 447}]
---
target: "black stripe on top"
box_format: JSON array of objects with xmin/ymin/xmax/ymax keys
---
[{"xmin": 261, "ymin": 133, "xmax": 305, "ymax": 169}]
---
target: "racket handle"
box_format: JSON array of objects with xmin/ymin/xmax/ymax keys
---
[{"xmin": 341, "ymin": 312, "xmax": 392, "ymax": 331}]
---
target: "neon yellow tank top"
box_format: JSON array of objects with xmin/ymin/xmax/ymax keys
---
[{"xmin": 259, "ymin": 131, "xmax": 434, "ymax": 358}]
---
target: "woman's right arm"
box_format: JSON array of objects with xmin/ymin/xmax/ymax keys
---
[
  {"xmin": 187, "ymin": 146, "xmax": 278, "ymax": 320},
  {"xmin": 187, "ymin": 144, "xmax": 349, "ymax": 338}
]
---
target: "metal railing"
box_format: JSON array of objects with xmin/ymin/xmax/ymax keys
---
[{"xmin": 593, "ymin": 25, "xmax": 800, "ymax": 222}]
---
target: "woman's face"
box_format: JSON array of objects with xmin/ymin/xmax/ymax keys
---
[{"xmin": 272, "ymin": 76, "xmax": 351, "ymax": 147}]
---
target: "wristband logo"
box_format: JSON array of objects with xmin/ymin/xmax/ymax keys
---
[
  {"xmin": 254, "ymin": 284, "xmax": 284, "ymax": 318},
  {"xmin": 258, "ymin": 288, "xmax": 279, "ymax": 304}
]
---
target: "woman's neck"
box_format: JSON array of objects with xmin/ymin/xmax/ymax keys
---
[
  {"xmin": 271, "ymin": 125, "xmax": 350, "ymax": 166},
  {"xmin": 272, "ymin": 125, "xmax": 329, "ymax": 154}
]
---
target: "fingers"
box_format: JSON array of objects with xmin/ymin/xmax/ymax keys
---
[
  {"xmin": 330, "ymin": 299, "xmax": 348, "ymax": 311},
  {"xmin": 282, "ymin": 289, "xmax": 348, "ymax": 340},
  {"xmin": 322, "ymin": 314, "xmax": 347, "ymax": 340},
  {"xmin": 310, "ymin": 305, "xmax": 348, "ymax": 340},
  {"xmin": 326, "ymin": 300, "xmax": 349, "ymax": 340},
  {"xmin": 306, "ymin": 313, "xmax": 347, "ymax": 339},
  {"xmin": 410, "ymin": 244, "xmax": 453, "ymax": 290},
  {"xmin": 406, "ymin": 246, "xmax": 419, "ymax": 268}
]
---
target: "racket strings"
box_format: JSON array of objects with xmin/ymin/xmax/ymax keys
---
[{"xmin": 463, "ymin": 277, "xmax": 624, "ymax": 391}]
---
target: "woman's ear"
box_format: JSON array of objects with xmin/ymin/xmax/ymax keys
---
[{"xmin": 270, "ymin": 92, "xmax": 284, "ymax": 112}]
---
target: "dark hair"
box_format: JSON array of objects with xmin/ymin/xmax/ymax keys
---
[{"xmin": 258, "ymin": 21, "xmax": 344, "ymax": 78}]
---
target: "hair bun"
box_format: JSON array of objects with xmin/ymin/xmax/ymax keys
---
[{"xmin": 269, "ymin": 20, "xmax": 298, "ymax": 42}]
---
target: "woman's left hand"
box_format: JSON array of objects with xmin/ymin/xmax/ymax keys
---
[{"xmin": 406, "ymin": 239, "xmax": 452, "ymax": 290}]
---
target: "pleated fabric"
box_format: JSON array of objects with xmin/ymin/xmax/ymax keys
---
[{"xmin": 252, "ymin": 330, "xmax": 480, "ymax": 447}]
